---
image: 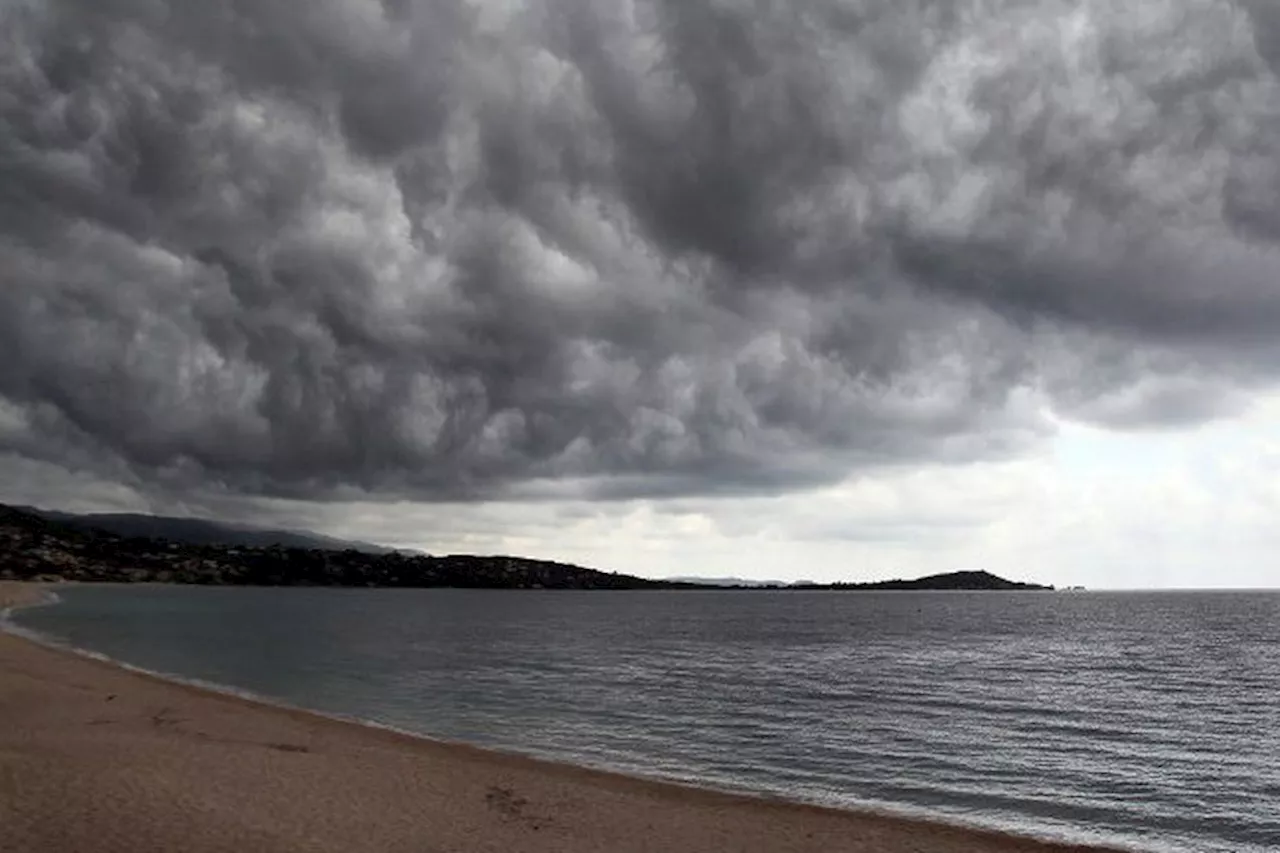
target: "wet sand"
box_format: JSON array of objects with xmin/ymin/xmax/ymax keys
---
[{"xmin": 0, "ymin": 581, "xmax": 1127, "ymax": 853}]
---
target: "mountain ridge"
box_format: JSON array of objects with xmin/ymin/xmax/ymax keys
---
[
  {"xmin": 0, "ymin": 503, "xmax": 1052, "ymax": 591},
  {"xmin": 16, "ymin": 506, "xmax": 397, "ymax": 554}
]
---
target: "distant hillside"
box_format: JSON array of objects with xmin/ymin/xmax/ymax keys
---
[
  {"xmin": 0, "ymin": 503, "xmax": 696, "ymax": 590},
  {"xmin": 665, "ymin": 576, "xmax": 791, "ymax": 588},
  {"xmin": 674, "ymin": 570, "xmax": 1051, "ymax": 591},
  {"xmin": 0, "ymin": 503, "xmax": 1052, "ymax": 592},
  {"xmin": 19, "ymin": 507, "xmax": 396, "ymax": 554},
  {"xmin": 796, "ymin": 570, "xmax": 1053, "ymax": 592}
]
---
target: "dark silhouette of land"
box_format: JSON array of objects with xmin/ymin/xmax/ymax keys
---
[
  {"xmin": 792, "ymin": 571, "xmax": 1053, "ymax": 591},
  {"xmin": 0, "ymin": 503, "xmax": 1052, "ymax": 591}
]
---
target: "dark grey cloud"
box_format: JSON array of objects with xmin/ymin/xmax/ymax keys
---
[{"xmin": 3, "ymin": 0, "xmax": 1280, "ymax": 503}]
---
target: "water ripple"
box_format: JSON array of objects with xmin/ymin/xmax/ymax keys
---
[{"xmin": 16, "ymin": 587, "xmax": 1280, "ymax": 853}]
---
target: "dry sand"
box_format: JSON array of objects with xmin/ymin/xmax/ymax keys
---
[{"xmin": 0, "ymin": 581, "xmax": 1127, "ymax": 853}]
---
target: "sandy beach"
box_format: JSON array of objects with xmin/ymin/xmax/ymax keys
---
[{"xmin": 0, "ymin": 582, "xmax": 1126, "ymax": 853}]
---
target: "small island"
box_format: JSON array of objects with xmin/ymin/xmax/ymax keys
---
[{"xmin": 0, "ymin": 504, "xmax": 1051, "ymax": 591}]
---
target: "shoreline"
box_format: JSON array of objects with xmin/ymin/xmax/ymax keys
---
[{"xmin": 0, "ymin": 581, "xmax": 1134, "ymax": 853}]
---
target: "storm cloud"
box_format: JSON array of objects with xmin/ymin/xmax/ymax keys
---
[{"xmin": 4, "ymin": 0, "xmax": 1280, "ymax": 502}]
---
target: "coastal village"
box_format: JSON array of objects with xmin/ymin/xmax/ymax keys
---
[{"xmin": 0, "ymin": 504, "xmax": 683, "ymax": 590}]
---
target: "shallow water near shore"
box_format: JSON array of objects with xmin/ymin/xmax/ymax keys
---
[{"xmin": 11, "ymin": 585, "xmax": 1280, "ymax": 853}]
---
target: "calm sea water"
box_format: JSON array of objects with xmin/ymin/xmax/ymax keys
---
[{"xmin": 8, "ymin": 586, "xmax": 1280, "ymax": 852}]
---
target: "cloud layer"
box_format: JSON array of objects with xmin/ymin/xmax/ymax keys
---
[{"xmin": 4, "ymin": 0, "xmax": 1280, "ymax": 501}]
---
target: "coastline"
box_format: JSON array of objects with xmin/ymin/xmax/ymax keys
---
[{"xmin": 0, "ymin": 582, "xmax": 1132, "ymax": 853}]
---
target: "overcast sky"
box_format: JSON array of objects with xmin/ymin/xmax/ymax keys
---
[{"xmin": 3, "ymin": 0, "xmax": 1280, "ymax": 588}]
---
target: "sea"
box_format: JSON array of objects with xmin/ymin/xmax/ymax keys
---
[{"xmin": 6, "ymin": 585, "xmax": 1279, "ymax": 853}]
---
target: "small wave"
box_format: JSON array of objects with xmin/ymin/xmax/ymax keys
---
[
  {"xmin": 0, "ymin": 587, "xmax": 62, "ymax": 624},
  {"xmin": 0, "ymin": 590, "xmax": 65, "ymax": 646},
  {"xmin": 2, "ymin": 608, "xmax": 572, "ymax": 768},
  {"xmin": 3, "ymin": 603, "xmax": 298, "ymax": 712}
]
